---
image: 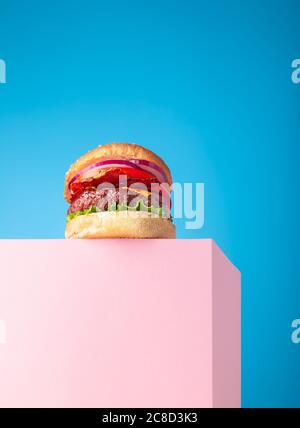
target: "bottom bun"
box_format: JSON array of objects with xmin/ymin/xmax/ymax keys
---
[{"xmin": 65, "ymin": 211, "xmax": 176, "ymax": 239}]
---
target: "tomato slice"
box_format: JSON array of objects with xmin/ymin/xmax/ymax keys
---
[
  {"xmin": 101, "ymin": 167, "xmax": 157, "ymax": 182},
  {"xmin": 70, "ymin": 167, "xmax": 158, "ymax": 201}
]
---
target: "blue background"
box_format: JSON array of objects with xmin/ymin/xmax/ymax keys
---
[{"xmin": 0, "ymin": 0, "xmax": 299, "ymax": 407}]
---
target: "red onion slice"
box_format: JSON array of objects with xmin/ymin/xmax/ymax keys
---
[
  {"xmin": 129, "ymin": 159, "xmax": 168, "ymax": 183},
  {"xmin": 68, "ymin": 159, "xmax": 169, "ymax": 189}
]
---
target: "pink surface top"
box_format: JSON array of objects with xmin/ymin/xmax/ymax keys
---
[{"xmin": 0, "ymin": 239, "xmax": 240, "ymax": 408}]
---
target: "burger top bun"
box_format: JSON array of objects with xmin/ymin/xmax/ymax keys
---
[{"xmin": 64, "ymin": 143, "xmax": 172, "ymax": 203}]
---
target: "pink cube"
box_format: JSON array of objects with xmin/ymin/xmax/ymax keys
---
[{"xmin": 0, "ymin": 239, "xmax": 240, "ymax": 408}]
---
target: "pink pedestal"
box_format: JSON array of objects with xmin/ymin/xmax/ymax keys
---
[{"xmin": 0, "ymin": 239, "xmax": 240, "ymax": 408}]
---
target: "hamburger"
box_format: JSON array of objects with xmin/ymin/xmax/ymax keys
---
[{"xmin": 64, "ymin": 143, "xmax": 176, "ymax": 239}]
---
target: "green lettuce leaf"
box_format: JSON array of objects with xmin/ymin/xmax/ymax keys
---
[
  {"xmin": 67, "ymin": 201, "xmax": 164, "ymax": 221},
  {"xmin": 67, "ymin": 206, "xmax": 97, "ymax": 221}
]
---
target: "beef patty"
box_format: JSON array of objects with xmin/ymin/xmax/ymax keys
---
[{"xmin": 68, "ymin": 186, "xmax": 166, "ymax": 214}]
